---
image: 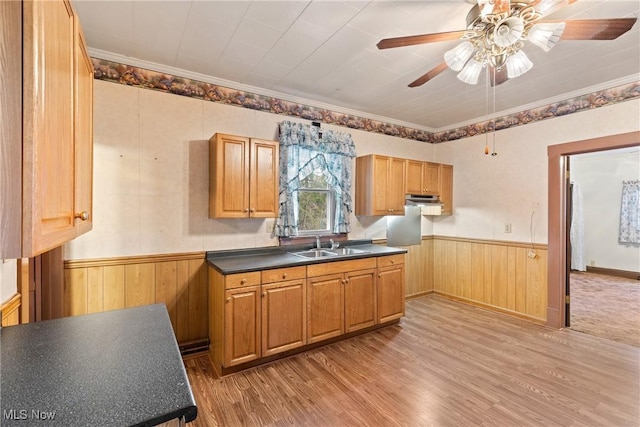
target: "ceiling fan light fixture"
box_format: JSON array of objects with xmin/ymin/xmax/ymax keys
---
[
  {"xmin": 528, "ymin": 22, "xmax": 566, "ymax": 52},
  {"xmin": 493, "ymin": 16, "xmax": 525, "ymax": 47},
  {"xmin": 506, "ymin": 50, "xmax": 533, "ymax": 78},
  {"xmin": 457, "ymin": 59, "xmax": 484, "ymax": 84},
  {"xmin": 445, "ymin": 41, "xmax": 476, "ymax": 71}
]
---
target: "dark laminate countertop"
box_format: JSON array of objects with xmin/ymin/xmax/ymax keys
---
[
  {"xmin": 0, "ymin": 304, "xmax": 197, "ymax": 426},
  {"xmin": 206, "ymin": 239, "xmax": 408, "ymax": 274}
]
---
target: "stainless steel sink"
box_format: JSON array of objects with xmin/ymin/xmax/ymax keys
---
[
  {"xmin": 290, "ymin": 249, "xmax": 338, "ymax": 259},
  {"xmin": 327, "ymin": 247, "xmax": 369, "ymax": 255}
]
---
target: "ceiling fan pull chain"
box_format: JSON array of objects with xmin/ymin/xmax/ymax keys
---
[
  {"xmin": 484, "ymin": 67, "xmax": 490, "ymax": 155},
  {"xmin": 492, "ymin": 66, "xmax": 498, "ymax": 157}
]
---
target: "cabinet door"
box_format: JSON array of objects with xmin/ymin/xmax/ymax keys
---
[
  {"xmin": 249, "ymin": 139, "xmax": 279, "ymax": 218},
  {"xmin": 371, "ymin": 155, "xmax": 391, "ymax": 215},
  {"xmin": 224, "ymin": 286, "xmax": 260, "ymax": 366},
  {"xmin": 388, "ymin": 157, "xmax": 406, "ymax": 214},
  {"xmin": 377, "ymin": 264, "xmax": 405, "ymax": 323},
  {"xmin": 307, "ymin": 273, "xmax": 344, "ymax": 343},
  {"xmin": 344, "ymin": 269, "xmax": 377, "ymax": 333},
  {"xmin": 22, "ymin": 0, "xmax": 77, "ymax": 255},
  {"xmin": 423, "ymin": 162, "xmax": 440, "ymax": 195},
  {"xmin": 439, "ymin": 164, "xmax": 453, "ymax": 215},
  {"xmin": 405, "ymin": 160, "xmax": 424, "ymax": 195},
  {"xmin": 73, "ymin": 15, "xmax": 93, "ymax": 235},
  {"xmin": 210, "ymin": 134, "xmax": 250, "ymax": 218},
  {"xmin": 262, "ymin": 279, "xmax": 306, "ymax": 357}
]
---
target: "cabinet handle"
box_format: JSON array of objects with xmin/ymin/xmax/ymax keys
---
[
  {"xmin": 250, "ymin": 208, "xmax": 255, "ymax": 213},
  {"xmin": 75, "ymin": 211, "xmax": 89, "ymax": 221},
  {"xmin": 240, "ymin": 279, "xmax": 246, "ymax": 284},
  {"xmin": 262, "ymin": 292, "xmax": 266, "ymax": 298},
  {"xmin": 225, "ymin": 297, "xmax": 231, "ymax": 303},
  {"xmin": 378, "ymin": 274, "xmax": 382, "ymax": 278},
  {"xmin": 390, "ymin": 260, "xmax": 395, "ymax": 264},
  {"xmin": 244, "ymin": 208, "xmax": 249, "ymax": 213},
  {"xmin": 282, "ymin": 273, "xmax": 287, "ymax": 279}
]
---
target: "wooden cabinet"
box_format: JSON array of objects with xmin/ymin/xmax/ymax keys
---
[
  {"xmin": 406, "ymin": 160, "xmax": 440, "ymax": 195},
  {"xmin": 355, "ymin": 154, "xmax": 406, "ymax": 216},
  {"xmin": 307, "ymin": 257, "xmax": 377, "ymax": 342},
  {"xmin": 1, "ymin": 0, "xmax": 93, "ymax": 258},
  {"xmin": 73, "ymin": 13, "xmax": 94, "ymax": 235},
  {"xmin": 307, "ymin": 273, "xmax": 344, "ymax": 343},
  {"xmin": 209, "ymin": 252, "xmax": 405, "ymax": 375},
  {"xmin": 377, "ymin": 254, "xmax": 405, "ymax": 323},
  {"xmin": 224, "ymin": 285, "xmax": 261, "ymax": 366},
  {"xmin": 209, "ymin": 133, "xmax": 279, "ymax": 219},
  {"xmin": 261, "ymin": 267, "xmax": 306, "ymax": 357},
  {"xmin": 210, "ymin": 266, "xmax": 306, "ymax": 369},
  {"xmin": 438, "ymin": 164, "xmax": 453, "ymax": 215}
]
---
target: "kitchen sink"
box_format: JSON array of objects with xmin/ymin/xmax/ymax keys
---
[
  {"xmin": 327, "ymin": 247, "xmax": 369, "ymax": 255},
  {"xmin": 290, "ymin": 249, "xmax": 338, "ymax": 259}
]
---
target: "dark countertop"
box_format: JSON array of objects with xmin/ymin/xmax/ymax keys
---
[
  {"xmin": 0, "ymin": 304, "xmax": 197, "ymax": 426},
  {"xmin": 206, "ymin": 239, "xmax": 408, "ymax": 274}
]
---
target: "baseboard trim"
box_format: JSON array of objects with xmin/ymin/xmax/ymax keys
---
[
  {"xmin": 585, "ymin": 266, "xmax": 640, "ymax": 281},
  {"xmin": 406, "ymin": 290, "xmax": 434, "ymax": 300},
  {"xmin": 179, "ymin": 339, "xmax": 210, "ymax": 357},
  {"xmin": 433, "ymin": 291, "xmax": 547, "ymax": 325}
]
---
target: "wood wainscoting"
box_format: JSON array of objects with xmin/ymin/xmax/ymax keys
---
[
  {"xmin": 1, "ymin": 293, "xmax": 21, "ymax": 326},
  {"xmin": 433, "ymin": 236, "xmax": 548, "ymax": 323},
  {"xmin": 399, "ymin": 237, "xmax": 434, "ymax": 298},
  {"xmin": 63, "ymin": 252, "xmax": 208, "ymax": 347}
]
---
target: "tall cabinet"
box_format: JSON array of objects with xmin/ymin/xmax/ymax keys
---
[{"xmin": 1, "ymin": 0, "xmax": 93, "ymax": 258}]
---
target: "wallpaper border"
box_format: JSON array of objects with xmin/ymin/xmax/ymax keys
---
[{"xmin": 91, "ymin": 58, "xmax": 639, "ymax": 144}]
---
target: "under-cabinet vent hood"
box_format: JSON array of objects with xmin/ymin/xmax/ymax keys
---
[{"xmin": 404, "ymin": 194, "xmax": 443, "ymax": 215}]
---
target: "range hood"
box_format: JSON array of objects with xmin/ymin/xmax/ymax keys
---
[{"xmin": 404, "ymin": 194, "xmax": 443, "ymax": 215}]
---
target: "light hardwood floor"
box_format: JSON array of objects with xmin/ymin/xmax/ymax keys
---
[{"xmin": 184, "ymin": 296, "xmax": 639, "ymax": 426}]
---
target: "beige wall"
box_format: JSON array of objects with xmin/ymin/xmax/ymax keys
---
[
  {"xmin": 433, "ymin": 100, "xmax": 640, "ymax": 244},
  {"xmin": 64, "ymin": 80, "xmax": 436, "ymax": 261}
]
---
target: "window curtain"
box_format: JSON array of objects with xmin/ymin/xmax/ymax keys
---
[
  {"xmin": 275, "ymin": 121, "xmax": 356, "ymax": 237},
  {"xmin": 619, "ymin": 180, "xmax": 640, "ymax": 244}
]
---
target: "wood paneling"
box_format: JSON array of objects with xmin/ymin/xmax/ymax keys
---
[
  {"xmin": 63, "ymin": 252, "xmax": 208, "ymax": 344},
  {"xmin": 403, "ymin": 238, "xmax": 433, "ymax": 298},
  {"xmin": 1, "ymin": 293, "xmax": 21, "ymax": 326},
  {"xmin": 432, "ymin": 237, "xmax": 548, "ymax": 322}
]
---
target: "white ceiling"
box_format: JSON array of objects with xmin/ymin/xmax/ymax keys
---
[{"xmin": 72, "ymin": 0, "xmax": 640, "ymax": 131}]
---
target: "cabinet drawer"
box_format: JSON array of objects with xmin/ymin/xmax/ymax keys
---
[
  {"xmin": 307, "ymin": 258, "xmax": 376, "ymax": 277},
  {"xmin": 225, "ymin": 271, "xmax": 261, "ymax": 289},
  {"xmin": 262, "ymin": 266, "xmax": 306, "ymax": 284},
  {"xmin": 377, "ymin": 254, "xmax": 405, "ymax": 268}
]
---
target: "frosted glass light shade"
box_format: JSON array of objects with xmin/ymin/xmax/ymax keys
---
[
  {"xmin": 528, "ymin": 22, "xmax": 566, "ymax": 52},
  {"xmin": 494, "ymin": 17, "xmax": 525, "ymax": 47},
  {"xmin": 457, "ymin": 59, "xmax": 483, "ymax": 84},
  {"xmin": 506, "ymin": 50, "xmax": 533, "ymax": 78},
  {"xmin": 445, "ymin": 42, "xmax": 476, "ymax": 71}
]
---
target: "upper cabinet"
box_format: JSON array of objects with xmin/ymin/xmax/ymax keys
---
[
  {"xmin": 1, "ymin": 0, "xmax": 93, "ymax": 258},
  {"xmin": 355, "ymin": 154, "xmax": 406, "ymax": 216},
  {"xmin": 405, "ymin": 160, "xmax": 440, "ymax": 196},
  {"xmin": 209, "ymin": 133, "xmax": 279, "ymax": 219},
  {"xmin": 438, "ymin": 164, "xmax": 453, "ymax": 215}
]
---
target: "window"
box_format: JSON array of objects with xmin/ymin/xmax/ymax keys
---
[{"xmin": 297, "ymin": 170, "xmax": 335, "ymax": 234}]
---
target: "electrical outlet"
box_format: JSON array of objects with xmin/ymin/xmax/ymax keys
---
[
  {"xmin": 527, "ymin": 251, "xmax": 537, "ymax": 259},
  {"xmin": 504, "ymin": 223, "xmax": 512, "ymax": 233}
]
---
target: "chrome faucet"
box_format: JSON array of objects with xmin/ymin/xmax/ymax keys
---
[
  {"xmin": 330, "ymin": 239, "xmax": 339, "ymax": 249},
  {"xmin": 316, "ymin": 236, "xmax": 321, "ymax": 249}
]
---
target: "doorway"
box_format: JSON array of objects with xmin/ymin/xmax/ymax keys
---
[
  {"xmin": 546, "ymin": 131, "xmax": 640, "ymax": 330},
  {"xmin": 565, "ymin": 148, "xmax": 640, "ymax": 346}
]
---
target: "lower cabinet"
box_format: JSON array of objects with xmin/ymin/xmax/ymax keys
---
[
  {"xmin": 377, "ymin": 255, "xmax": 405, "ymax": 323},
  {"xmin": 261, "ymin": 278, "xmax": 307, "ymax": 357},
  {"xmin": 224, "ymin": 285, "xmax": 261, "ymax": 367},
  {"xmin": 209, "ymin": 253, "xmax": 405, "ymax": 375}
]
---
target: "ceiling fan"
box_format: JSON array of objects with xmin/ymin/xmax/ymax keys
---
[{"xmin": 377, "ymin": 0, "xmax": 637, "ymax": 87}]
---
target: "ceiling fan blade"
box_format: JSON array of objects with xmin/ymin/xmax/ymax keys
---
[
  {"xmin": 489, "ymin": 66, "xmax": 509, "ymax": 87},
  {"xmin": 377, "ymin": 31, "xmax": 466, "ymax": 50},
  {"xmin": 408, "ymin": 62, "xmax": 448, "ymax": 87},
  {"xmin": 541, "ymin": 18, "xmax": 638, "ymax": 40}
]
